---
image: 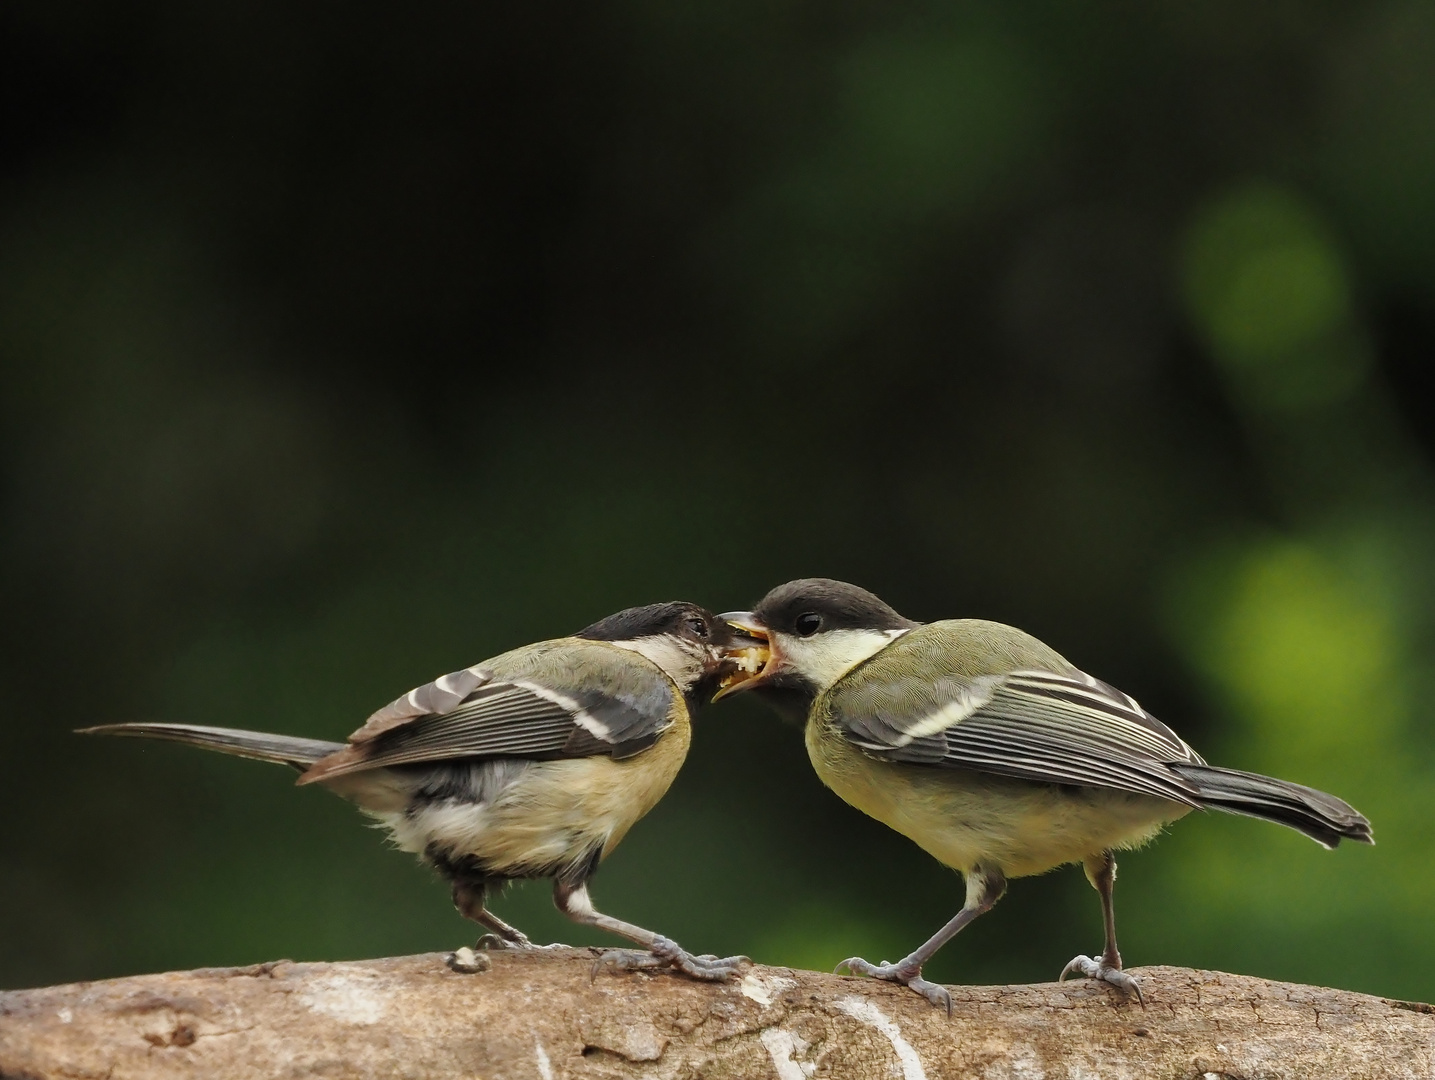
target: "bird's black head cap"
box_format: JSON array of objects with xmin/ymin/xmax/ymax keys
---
[
  {"xmin": 752, "ymin": 578, "xmax": 918, "ymax": 638},
  {"xmin": 576, "ymin": 601, "xmax": 733, "ymax": 646},
  {"xmin": 575, "ymin": 601, "xmax": 761, "ymax": 705}
]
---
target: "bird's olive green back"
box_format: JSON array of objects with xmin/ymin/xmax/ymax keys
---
[
  {"xmin": 481, "ymin": 637, "xmax": 677, "ymax": 707},
  {"xmin": 301, "ymin": 637, "xmax": 681, "ymax": 782},
  {"xmin": 815, "ymin": 620, "xmax": 1206, "ymax": 804},
  {"xmin": 846, "ymin": 620, "xmax": 1077, "ymax": 687}
]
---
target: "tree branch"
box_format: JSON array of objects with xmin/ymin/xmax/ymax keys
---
[{"xmin": 2, "ymin": 951, "xmax": 1431, "ymax": 1079}]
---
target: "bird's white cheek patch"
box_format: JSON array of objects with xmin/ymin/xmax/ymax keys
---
[
  {"xmin": 608, "ymin": 634, "xmax": 704, "ymax": 688},
  {"xmin": 776, "ymin": 629, "xmax": 905, "ymax": 688}
]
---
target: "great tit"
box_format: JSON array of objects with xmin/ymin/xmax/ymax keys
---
[
  {"xmin": 719, "ymin": 578, "xmax": 1372, "ymax": 1009},
  {"xmin": 84, "ymin": 601, "xmax": 769, "ymax": 980}
]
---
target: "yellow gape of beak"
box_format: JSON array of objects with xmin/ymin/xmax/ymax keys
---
[{"xmin": 713, "ymin": 613, "xmax": 771, "ymax": 701}]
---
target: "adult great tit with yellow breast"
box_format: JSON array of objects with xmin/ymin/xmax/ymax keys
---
[
  {"xmin": 719, "ymin": 578, "xmax": 1372, "ymax": 1010},
  {"xmin": 84, "ymin": 601, "xmax": 769, "ymax": 980}
]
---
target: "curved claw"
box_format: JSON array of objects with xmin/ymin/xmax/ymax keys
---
[
  {"xmin": 476, "ymin": 934, "xmax": 569, "ymax": 952},
  {"xmin": 592, "ymin": 938, "xmax": 749, "ymax": 984},
  {"xmin": 1059, "ymin": 954, "xmax": 1144, "ymax": 1004},
  {"xmin": 835, "ymin": 956, "xmax": 880, "ymax": 977},
  {"xmin": 833, "ymin": 955, "xmax": 953, "ymax": 1016},
  {"xmin": 650, "ymin": 936, "xmax": 749, "ymax": 981},
  {"xmin": 592, "ymin": 948, "xmax": 669, "ymax": 981}
]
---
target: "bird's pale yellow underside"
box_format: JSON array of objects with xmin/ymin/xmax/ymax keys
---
[
  {"xmin": 376, "ymin": 703, "xmax": 691, "ymax": 876},
  {"xmin": 806, "ymin": 718, "xmax": 1189, "ymax": 878}
]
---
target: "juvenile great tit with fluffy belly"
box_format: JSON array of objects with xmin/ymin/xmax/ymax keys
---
[
  {"xmin": 84, "ymin": 601, "xmax": 769, "ymax": 980},
  {"xmin": 719, "ymin": 578, "xmax": 1372, "ymax": 1010}
]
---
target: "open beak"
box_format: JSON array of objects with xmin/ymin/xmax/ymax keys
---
[{"xmin": 712, "ymin": 612, "xmax": 772, "ymax": 701}]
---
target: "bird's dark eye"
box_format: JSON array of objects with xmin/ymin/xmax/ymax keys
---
[
  {"xmin": 686, "ymin": 617, "xmax": 709, "ymax": 639},
  {"xmin": 795, "ymin": 612, "xmax": 822, "ymax": 637}
]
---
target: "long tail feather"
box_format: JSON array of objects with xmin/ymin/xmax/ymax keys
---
[
  {"xmin": 79, "ymin": 723, "xmax": 344, "ymax": 772},
  {"xmin": 1170, "ymin": 763, "xmax": 1373, "ymax": 848}
]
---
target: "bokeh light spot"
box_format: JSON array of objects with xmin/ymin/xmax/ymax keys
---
[
  {"xmin": 1181, "ymin": 185, "xmax": 1369, "ymax": 411},
  {"xmin": 1166, "ymin": 537, "xmax": 1402, "ymax": 775}
]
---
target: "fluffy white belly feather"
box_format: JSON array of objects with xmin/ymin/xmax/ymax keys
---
[{"xmin": 371, "ymin": 720, "xmax": 690, "ymax": 877}]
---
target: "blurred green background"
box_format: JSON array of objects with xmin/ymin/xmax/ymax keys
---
[{"xmin": 4, "ymin": 2, "xmax": 1434, "ymax": 1003}]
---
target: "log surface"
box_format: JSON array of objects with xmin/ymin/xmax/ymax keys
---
[{"xmin": 2, "ymin": 951, "xmax": 1432, "ymax": 1079}]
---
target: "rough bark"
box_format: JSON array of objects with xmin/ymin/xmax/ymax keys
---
[{"xmin": 1, "ymin": 951, "xmax": 1431, "ymax": 1080}]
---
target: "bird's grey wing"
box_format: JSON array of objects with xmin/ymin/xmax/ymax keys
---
[
  {"xmin": 826, "ymin": 637, "xmax": 1206, "ymax": 805},
  {"xmin": 301, "ymin": 640, "xmax": 675, "ymax": 783}
]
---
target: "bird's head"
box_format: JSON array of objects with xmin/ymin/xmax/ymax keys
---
[
  {"xmin": 576, "ymin": 601, "xmax": 771, "ymax": 703},
  {"xmin": 715, "ymin": 578, "xmax": 919, "ymax": 720}
]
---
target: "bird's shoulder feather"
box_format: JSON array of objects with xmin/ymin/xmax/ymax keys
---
[
  {"xmin": 818, "ymin": 620, "xmax": 1206, "ymax": 805},
  {"xmin": 299, "ymin": 638, "xmax": 678, "ymax": 785}
]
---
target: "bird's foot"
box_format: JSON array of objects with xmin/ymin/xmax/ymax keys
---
[
  {"xmin": 836, "ymin": 956, "xmax": 952, "ymax": 1015},
  {"xmin": 1059, "ymin": 954, "xmax": 1143, "ymax": 1003},
  {"xmin": 474, "ymin": 932, "xmax": 524, "ymax": 951},
  {"xmin": 444, "ymin": 935, "xmax": 568, "ymax": 975},
  {"xmin": 472, "ymin": 933, "xmax": 571, "ymax": 952},
  {"xmin": 593, "ymin": 936, "xmax": 749, "ymax": 982},
  {"xmin": 448, "ymin": 933, "xmax": 571, "ymax": 969}
]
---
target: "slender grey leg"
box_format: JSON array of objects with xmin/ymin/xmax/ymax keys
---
[
  {"xmin": 553, "ymin": 882, "xmax": 749, "ymax": 982},
  {"xmin": 451, "ymin": 878, "xmax": 534, "ymax": 948},
  {"xmin": 1059, "ymin": 850, "xmax": 1143, "ymax": 1002},
  {"xmin": 837, "ymin": 866, "xmax": 1007, "ymax": 1015},
  {"xmin": 444, "ymin": 878, "xmax": 531, "ymax": 972}
]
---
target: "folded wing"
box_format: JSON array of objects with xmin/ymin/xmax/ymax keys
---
[
  {"xmin": 300, "ymin": 641, "xmax": 675, "ymax": 785},
  {"xmin": 824, "ymin": 626, "xmax": 1206, "ymax": 806}
]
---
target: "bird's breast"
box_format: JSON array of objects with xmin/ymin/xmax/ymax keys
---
[{"xmin": 379, "ymin": 706, "xmax": 692, "ymax": 880}]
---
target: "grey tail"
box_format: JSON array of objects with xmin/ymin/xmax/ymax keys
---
[
  {"xmin": 79, "ymin": 723, "xmax": 344, "ymax": 772},
  {"xmin": 1170, "ymin": 763, "xmax": 1373, "ymax": 848}
]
